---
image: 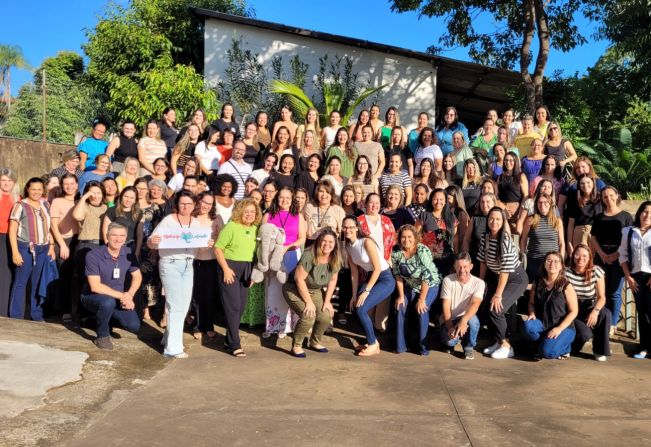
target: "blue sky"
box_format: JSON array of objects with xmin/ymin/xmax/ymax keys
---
[{"xmin": 1, "ymin": 0, "xmax": 610, "ymax": 95}]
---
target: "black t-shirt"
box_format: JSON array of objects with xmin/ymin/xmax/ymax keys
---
[
  {"xmin": 381, "ymin": 208, "xmax": 415, "ymax": 231},
  {"xmin": 106, "ymin": 207, "xmax": 138, "ymax": 243},
  {"xmin": 462, "ymin": 184, "xmax": 482, "ymax": 212},
  {"xmin": 114, "ymin": 135, "xmax": 139, "ymax": 163},
  {"xmin": 270, "ymin": 171, "xmax": 295, "ymax": 190},
  {"xmin": 160, "ymin": 123, "xmax": 179, "ymax": 152},
  {"xmin": 212, "ymin": 118, "xmax": 240, "ymax": 140},
  {"xmin": 294, "ymin": 171, "xmax": 318, "ymax": 198},
  {"xmin": 384, "ymin": 147, "xmax": 413, "ymax": 173},
  {"xmin": 243, "ymin": 143, "xmax": 258, "ymax": 168},
  {"xmin": 566, "ymin": 195, "xmax": 603, "ymax": 226},
  {"xmin": 591, "ymin": 210, "xmax": 633, "ymax": 253}
]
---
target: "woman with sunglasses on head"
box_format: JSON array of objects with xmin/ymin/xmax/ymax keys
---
[
  {"xmin": 478, "ymin": 207, "xmax": 528, "ymax": 359},
  {"xmin": 342, "ymin": 216, "xmax": 395, "ymax": 356},
  {"xmin": 523, "ymin": 251, "xmax": 578, "ymax": 360},
  {"xmin": 545, "ymin": 122, "xmax": 577, "ymax": 169}
]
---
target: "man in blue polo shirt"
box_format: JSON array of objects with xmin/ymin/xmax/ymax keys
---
[{"xmin": 81, "ymin": 222, "xmax": 142, "ymax": 350}]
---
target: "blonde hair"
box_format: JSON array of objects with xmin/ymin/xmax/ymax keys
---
[
  {"xmin": 230, "ymin": 197, "xmax": 262, "ymax": 226},
  {"xmin": 0, "ymin": 167, "xmax": 20, "ymax": 202}
]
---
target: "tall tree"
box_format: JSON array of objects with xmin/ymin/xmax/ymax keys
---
[
  {"xmin": 390, "ymin": 0, "xmax": 598, "ymax": 114},
  {"xmin": 598, "ymin": 0, "xmax": 651, "ymax": 97},
  {"xmin": 1, "ymin": 52, "xmax": 102, "ymax": 143},
  {"xmin": 83, "ymin": 0, "xmax": 251, "ymax": 126},
  {"xmin": 0, "ymin": 44, "xmax": 31, "ymax": 112}
]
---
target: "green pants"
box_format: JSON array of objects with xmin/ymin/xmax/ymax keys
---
[{"xmin": 283, "ymin": 284, "xmax": 330, "ymax": 348}]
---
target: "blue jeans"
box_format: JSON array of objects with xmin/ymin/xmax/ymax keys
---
[
  {"xmin": 601, "ymin": 260, "xmax": 624, "ymax": 327},
  {"xmin": 159, "ymin": 257, "xmax": 194, "ymax": 356},
  {"xmin": 80, "ymin": 293, "xmax": 140, "ymax": 337},
  {"xmin": 9, "ymin": 241, "xmax": 48, "ymax": 321},
  {"xmin": 523, "ymin": 319, "xmax": 576, "ymax": 359},
  {"xmin": 440, "ymin": 315, "xmax": 480, "ymax": 350},
  {"xmin": 356, "ymin": 269, "xmax": 395, "ymax": 345},
  {"xmin": 396, "ymin": 284, "xmax": 438, "ymax": 354}
]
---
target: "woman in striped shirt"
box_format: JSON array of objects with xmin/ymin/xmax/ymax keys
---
[
  {"xmin": 520, "ymin": 193, "xmax": 565, "ymax": 283},
  {"xmin": 8, "ymin": 177, "xmax": 55, "ymax": 320},
  {"xmin": 478, "ymin": 207, "xmax": 528, "ymax": 359},
  {"xmin": 565, "ymin": 244, "xmax": 611, "ymax": 361}
]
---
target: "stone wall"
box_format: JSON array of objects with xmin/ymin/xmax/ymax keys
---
[{"xmin": 0, "ymin": 137, "xmax": 74, "ymax": 185}]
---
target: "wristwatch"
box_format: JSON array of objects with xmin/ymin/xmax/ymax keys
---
[{"xmin": 364, "ymin": 288, "xmax": 372, "ymax": 293}]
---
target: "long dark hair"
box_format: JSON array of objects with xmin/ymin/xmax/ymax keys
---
[
  {"xmin": 268, "ymin": 186, "xmax": 299, "ymax": 217},
  {"xmin": 353, "ymin": 155, "xmax": 373, "ymax": 185},
  {"xmin": 633, "ymin": 201, "xmax": 651, "ymax": 228},
  {"xmin": 192, "ymin": 191, "xmax": 217, "ymax": 220},
  {"xmin": 429, "ymin": 188, "xmax": 457, "ymax": 239},
  {"xmin": 483, "ymin": 206, "xmax": 510, "ymax": 264},
  {"xmin": 497, "ymin": 151, "xmax": 522, "ymax": 187}
]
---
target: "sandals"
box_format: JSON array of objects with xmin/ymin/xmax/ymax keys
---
[
  {"xmin": 231, "ymin": 348, "xmax": 247, "ymax": 358},
  {"xmin": 206, "ymin": 331, "xmax": 218, "ymax": 339},
  {"xmin": 557, "ymin": 353, "xmax": 571, "ymax": 360},
  {"xmin": 192, "ymin": 332, "xmax": 202, "ymax": 340},
  {"xmin": 357, "ymin": 343, "xmax": 381, "ymax": 357}
]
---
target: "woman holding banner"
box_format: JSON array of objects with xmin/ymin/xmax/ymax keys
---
[{"xmin": 148, "ymin": 191, "xmax": 212, "ymax": 359}]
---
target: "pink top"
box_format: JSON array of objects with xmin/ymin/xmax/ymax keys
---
[{"xmin": 268, "ymin": 210, "xmax": 299, "ymax": 246}]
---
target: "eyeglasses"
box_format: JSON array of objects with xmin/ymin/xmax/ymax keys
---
[
  {"xmin": 200, "ymin": 201, "xmax": 213, "ymax": 206},
  {"xmin": 545, "ymin": 259, "xmax": 562, "ymax": 265}
]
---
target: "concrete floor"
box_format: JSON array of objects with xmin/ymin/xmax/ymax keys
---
[{"xmin": 2, "ymin": 317, "xmax": 651, "ymax": 447}]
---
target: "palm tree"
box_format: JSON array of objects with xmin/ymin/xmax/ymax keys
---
[
  {"xmin": 0, "ymin": 45, "xmax": 31, "ymax": 111},
  {"xmin": 269, "ymin": 79, "xmax": 387, "ymax": 127}
]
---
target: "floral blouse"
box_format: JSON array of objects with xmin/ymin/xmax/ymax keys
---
[{"xmin": 391, "ymin": 243, "xmax": 441, "ymax": 292}]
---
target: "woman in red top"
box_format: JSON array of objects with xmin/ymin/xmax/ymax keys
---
[{"xmin": 0, "ymin": 167, "xmax": 19, "ymax": 317}]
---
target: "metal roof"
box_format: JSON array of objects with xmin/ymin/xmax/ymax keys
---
[{"xmin": 192, "ymin": 8, "xmax": 521, "ymax": 127}]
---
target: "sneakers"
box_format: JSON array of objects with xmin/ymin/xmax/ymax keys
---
[
  {"xmin": 94, "ymin": 336, "xmax": 113, "ymax": 350},
  {"xmin": 164, "ymin": 352, "xmax": 189, "ymax": 359},
  {"xmin": 594, "ymin": 354, "xmax": 607, "ymax": 362},
  {"xmin": 491, "ymin": 345, "xmax": 514, "ymax": 359},
  {"xmin": 633, "ymin": 351, "xmax": 648, "ymax": 359},
  {"xmin": 482, "ymin": 342, "xmax": 500, "ymax": 355},
  {"xmin": 464, "ymin": 348, "xmax": 475, "ymax": 360}
]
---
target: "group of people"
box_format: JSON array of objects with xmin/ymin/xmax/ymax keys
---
[{"xmin": 1, "ymin": 102, "xmax": 650, "ymax": 362}]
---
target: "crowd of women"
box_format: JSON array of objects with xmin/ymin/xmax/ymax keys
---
[{"xmin": 1, "ymin": 102, "xmax": 650, "ymax": 361}]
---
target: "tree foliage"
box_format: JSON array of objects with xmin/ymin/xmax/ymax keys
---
[
  {"xmin": 0, "ymin": 44, "xmax": 31, "ymax": 116},
  {"xmin": 390, "ymin": 0, "xmax": 598, "ymax": 113},
  {"xmin": 1, "ymin": 52, "xmax": 101, "ymax": 143},
  {"xmin": 83, "ymin": 0, "xmax": 251, "ymax": 126}
]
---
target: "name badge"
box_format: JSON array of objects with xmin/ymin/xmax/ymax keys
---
[{"xmin": 113, "ymin": 268, "xmax": 120, "ymax": 279}]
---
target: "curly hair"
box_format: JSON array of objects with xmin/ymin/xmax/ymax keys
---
[{"xmin": 230, "ymin": 197, "xmax": 262, "ymax": 226}]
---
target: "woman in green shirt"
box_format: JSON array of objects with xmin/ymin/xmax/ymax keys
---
[
  {"xmin": 282, "ymin": 228, "xmax": 342, "ymax": 358},
  {"xmin": 214, "ymin": 198, "xmax": 262, "ymax": 357},
  {"xmin": 326, "ymin": 127, "xmax": 358, "ymax": 178},
  {"xmin": 392, "ymin": 225, "xmax": 441, "ymax": 355}
]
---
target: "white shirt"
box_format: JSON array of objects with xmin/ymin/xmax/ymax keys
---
[
  {"xmin": 167, "ymin": 173, "xmax": 185, "ymax": 193},
  {"xmin": 217, "ymin": 159, "xmax": 252, "ymax": 200},
  {"xmin": 440, "ymin": 274, "xmax": 485, "ymax": 321},
  {"xmin": 150, "ymin": 214, "xmax": 201, "ymax": 260},
  {"xmin": 250, "ymin": 169, "xmax": 271, "ymax": 187},
  {"xmin": 347, "ymin": 238, "xmax": 390, "ymax": 272},
  {"xmin": 619, "ymin": 227, "xmax": 651, "ymax": 274},
  {"xmin": 413, "ymin": 144, "xmax": 442, "ymax": 173},
  {"xmin": 194, "ymin": 141, "xmax": 221, "ymax": 172}
]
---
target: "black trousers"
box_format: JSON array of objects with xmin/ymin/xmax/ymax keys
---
[
  {"xmin": 486, "ymin": 266, "xmax": 528, "ymax": 344},
  {"xmin": 52, "ymin": 235, "xmax": 78, "ymax": 316},
  {"xmin": 0, "ymin": 233, "xmax": 13, "ymax": 317},
  {"xmin": 218, "ymin": 260, "xmax": 252, "ymax": 351},
  {"xmin": 572, "ymin": 299, "xmax": 612, "ymax": 356},
  {"xmin": 191, "ymin": 259, "xmax": 219, "ymax": 333},
  {"xmin": 633, "ymin": 272, "xmax": 651, "ymax": 352}
]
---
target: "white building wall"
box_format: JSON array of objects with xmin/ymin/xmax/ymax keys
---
[{"xmin": 204, "ymin": 19, "xmax": 436, "ymax": 128}]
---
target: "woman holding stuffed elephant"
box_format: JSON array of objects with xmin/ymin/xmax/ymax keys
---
[{"xmin": 260, "ymin": 187, "xmax": 307, "ymax": 338}]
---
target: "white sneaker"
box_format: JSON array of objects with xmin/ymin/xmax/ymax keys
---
[
  {"xmin": 491, "ymin": 345, "xmax": 514, "ymax": 359},
  {"xmin": 595, "ymin": 354, "xmax": 607, "ymax": 362},
  {"xmin": 482, "ymin": 342, "xmax": 500, "ymax": 355}
]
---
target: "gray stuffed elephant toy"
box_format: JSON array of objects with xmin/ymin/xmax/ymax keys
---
[{"xmin": 251, "ymin": 223, "xmax": 287, "ymax": 284}]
